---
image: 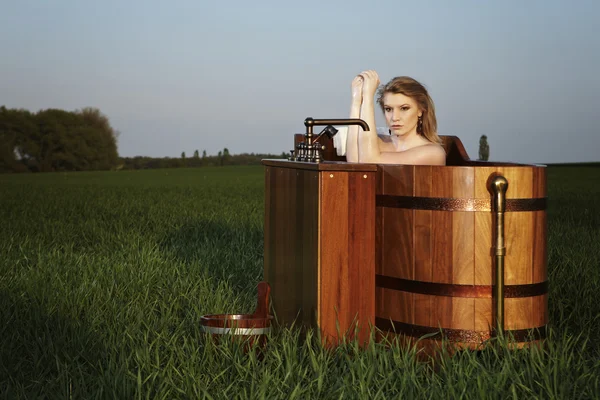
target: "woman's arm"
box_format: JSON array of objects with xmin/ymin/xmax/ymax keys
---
[
  {"xmin": 356, "ymin": 70, "xmax": 382, "ymax": 163},
  {"xmin": 345, "ymin": 76, "xmax": 363, "ymax": 163}
]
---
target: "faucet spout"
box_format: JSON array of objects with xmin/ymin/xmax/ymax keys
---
[{"xmin": 304, "ymin": 117, "xmax": 370, "ymax": 131}]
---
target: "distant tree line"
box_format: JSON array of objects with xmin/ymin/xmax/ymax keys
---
[
  {"xmin": 1, "ymin": 106, "xmax": 288, "ymax": 173},
  {"xmin": 0, "ymin": 106, "xmax": 119, "ymax": 173},
  {"xmin": 119, "ymin": 150, "xmax": 288, "ymax": 170}
]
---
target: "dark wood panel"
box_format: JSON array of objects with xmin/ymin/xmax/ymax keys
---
[
  {"xmin": 413, "ymin": 166, "xmax": 433, "ymax": 328},
  {"xmin": 319, "ymin": 170, "xmax": 376, "ymax": 346},
  {"xmin": 300, "ymin": 171, "xmax": 320, "ymax": 327},
  {"xmin": 378, "ymin": 166, "xmax": 414, "ymax": 326},
  {"xmin": 274, "ymin": 168, "xmax": 297, "ymax": 323},
  {"xmin": 320, "ymin": 171, "xmax": 350, "ymax": 343},
  {"xmin": 264, "ymin": 167, "xmax": 274, "ymax": 312},
  {"xmin": 264, "ymin": 167, "xmax": 319, "ymax": 328},
  {"xmin": 348, "ymin": 171, "xmax": 376, "ymax": 344}
]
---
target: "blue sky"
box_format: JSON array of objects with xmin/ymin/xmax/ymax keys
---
[{"xmin": 1, "ymin": 0, "xmax": 598, "ymax": 163}]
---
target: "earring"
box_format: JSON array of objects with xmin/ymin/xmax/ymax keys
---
[
  {"xmin": 417, "ymin": 116, "xmax": 423, "ymax": 134},
  {"xmin": 388, "ymin": 129, "xmax": 392, "ymax": 135}
]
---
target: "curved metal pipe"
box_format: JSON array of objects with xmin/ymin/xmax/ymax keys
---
[
  {"xmin": 491, "ymin": 175, "xmax": 508, "ymax": 336},
  {"xmin": 304, "ymin": 117, "xmax": 370, "ymax": 132}
]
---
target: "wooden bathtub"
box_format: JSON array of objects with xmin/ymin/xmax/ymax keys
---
[{"xmin": 263, "ymin": 135, "xmax": 547, "ymax": 350}]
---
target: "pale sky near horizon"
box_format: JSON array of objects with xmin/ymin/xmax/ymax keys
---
[{"xmin": 1, "ymin": 0, "xmax": 599, "ymax": 164}]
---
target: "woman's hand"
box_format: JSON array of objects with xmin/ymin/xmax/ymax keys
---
[
  {"xmin": 351, "ymin": 75, "xmax": 363, "ymax": 103},
  {"xmin": 359, "ymin": 70, "xmax": 380, "ymax": 100}
]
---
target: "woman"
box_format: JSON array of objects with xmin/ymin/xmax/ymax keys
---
[{"xmin": 345, "ymin": 70, "xmax": 446, "ymax": 165}]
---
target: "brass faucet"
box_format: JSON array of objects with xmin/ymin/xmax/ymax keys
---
[{"xmin": 290, "ymin": 117, "xmax": 371, "ymax": 163}]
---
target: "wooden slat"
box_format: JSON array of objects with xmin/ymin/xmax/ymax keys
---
[
  {"xmin": 451, "ymin": 168, "xmax": 475, "ymax": 330},
  {"xmin": 264, "ymin": 167, "xmax": 321, "ymax": 328},
  {"xmin": 379, "ymin": 167, "xmax": 414, "ymax": 326},
  {"xmin": 300, "ymin": 171, "xmax": 319, "ymax": 327},
  {"xmin": 532, "ymin": 167, "xmax": 547, "ymax": 284},
  {"xmin": 264, "ymin": 167, "xmax": 274, "ymax": 314},
  {"xmin": 277, "ymin": 168, "xmax": 297, "ymax": 323},
  {"xmin": 503, "ymin": 167, "xmax": 534, "ymax": 331},
  {"xmin": 413, "ymin": 165, "xmax": 433, "ymax": 328},
  {"xmin": 532, "ymin": 167, "xmax": 548, "ymax": 328},
  {"xmin": 430, "ymin": 167, "xmax": 454, "ymax": 329},
  {"xmin": 320, "ymin": 171, "xmax": 350, "ymax": 342},
  {"xmin": 348, "ymin": 172, "xmax": 376, "ymax": 344},
  {"xmin": 375, "ymin": 169, "xmax": 385, "ymax": 326},
  {"xmin": 268, "ymin": 168, "xmax": 286, "ymax": 322},
  {"xmin": 474, "ymin": 167, "xmax": 494, "ymax": 331}
]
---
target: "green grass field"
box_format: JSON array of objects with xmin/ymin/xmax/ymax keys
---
[{"xmin": 1, "ymin": 166, "xmax": 599, "ymax": 399}]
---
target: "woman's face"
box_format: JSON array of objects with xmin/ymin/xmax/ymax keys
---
[{"xmin": 383, "ymin": 93, "xmax": 422, "ymax": 137}]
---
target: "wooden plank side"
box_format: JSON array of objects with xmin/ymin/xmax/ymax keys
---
[
  {"xmin": 281, "ymin": 168, "xmax": 299, "ymax": 324},
  {"xmin": 301, "ymin": 171, "xmax": 320, "ymax": 328},
  {"xmin": 375, "ymin": 168, "xmax": 385, "ymax": 326},
  {"xmin": 503, "ymin": 167, "xmax": 534, "ymax": 330},
  {"xmin": 320, "ymin": 171, "xmax": 350, "ymax": 343},
  {"xmin": 268, "ymin": 168, "xmax": 295, "ymax": 324},
  {"xmin": 430, "ymin": 167, "xmax": 454, "ymax": 329},
  {"xmin": 264, "ymin": 167, "xmax": 272, "ymax": 302},
  {"xmin": 474, "ymin": 167, "xmax": 495, "ymax": 332},
  {"xmin": 532, "ymin": 167, "xmax": 548, "ymax": 284},
  {"xmin": 451, "ymin": 168, "xmax": 475, "ymax": 331},
  {"xmin": 380, "ymin": 166, "xmax": 414, "ymax": 326},
  {"xmin": 413, "ymin": 165, "xmax": 433, "ymax": 328},
  {"xmin": 376, "ymin": 287, "xmax": 406, "ymax": 327},
  {"xmin": 532, "ymin": 167, "xmax": 548, "ymax": 328},
  {"xmin": 295, "ymin": 170, "xmax": 306, "ymax": 324},
  {"xmin": 348, "ymin": 171, "xmax": 376, "ymax": 344},
  {"xmin": 284, "ymin": 169, "xmax": 300, "ymax": 325},
  {"xmin": 268, "ymin": 167, "xmax": 284, "ymax": 322}
]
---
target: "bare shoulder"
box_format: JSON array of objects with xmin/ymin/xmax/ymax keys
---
[
  {"xmin": 420, "ymin": 143, "xmax": 446, "ymax": 156},
  {"xmin": 379, "ymin": 142, "xmax": 446, "ymax": 165},
  {"xmin": 410, "ymin": 143, "xmax": 446, "ymax": 165},
  {"xmin": 411, "ymin": 143, "xmax": 446, "ymax": 165}
]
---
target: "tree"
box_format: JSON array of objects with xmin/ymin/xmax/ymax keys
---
[
  {"xmin": 202, "ymin": 150, "xmax": 206, "ymax": 158},
  {"xmin": 0, "ymin": 106, "xmax": 35, "ymax": 172},
  {"xmin": 478, "ymin": 135, "xmax": 489, "ymax": 161},
  {"xmin": 181, "ymin": 151, "xmax": 186, "ymax": 159},
  {"xmin": 0, "ymin": 106, "xmax": 119, "ymax": 172},
  {"xmin": 76, "ymin": 107, "xmax": 119, "ymax": 169},
  {"xmin": 193, "ymin": 149, "xmax": 199, "ymax": 158},
  {"xmin": 222, "ymin": 147, "xmax": 231, "ymax": 166}
]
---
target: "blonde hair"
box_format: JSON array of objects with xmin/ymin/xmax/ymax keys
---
[{"xmin": 376, "ymin": 76, "xmax": 441, "ymax": 144}]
